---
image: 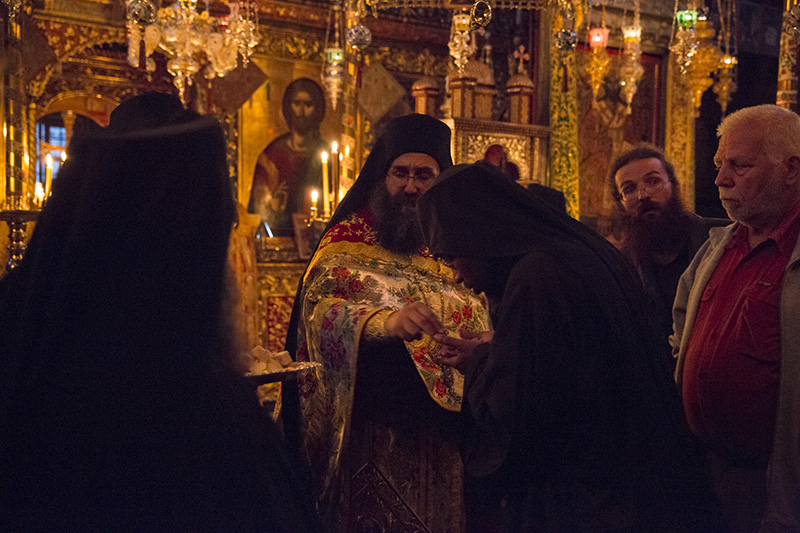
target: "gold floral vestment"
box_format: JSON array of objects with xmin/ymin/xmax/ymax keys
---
[{"xmin": 294, "ymin": 208, "xmax": 491, "ymax": 531}]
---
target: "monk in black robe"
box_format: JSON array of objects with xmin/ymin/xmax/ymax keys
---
[
  {"xmin": 417, "ymin": 162, "xmax": 720, "ymax": 531},
  {"xmin": 0, "ymin": 93, "xmax": 320, "ymax": 531}
]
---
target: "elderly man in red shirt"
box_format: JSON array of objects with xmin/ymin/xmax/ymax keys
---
[{"xmin": 672, "ymin": 104, "xmax": 800, "ymax": 532}]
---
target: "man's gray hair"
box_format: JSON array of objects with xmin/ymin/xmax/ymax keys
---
[{"xmin": 718, "ymin": 104, "xmax": 800, "ymax": 163}]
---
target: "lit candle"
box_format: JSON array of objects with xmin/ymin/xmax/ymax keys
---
[
  {"xmin": 61, "ymin": 151, "xmax": 67, "ymax": 162},
  {"xmin": 344, "ymin": 144, "xmax": 350, "ymax": 183},
  {"xmin": 331, "ymin": 141, "xmax": 340, "ymax": 211},
  {"xmin": 45, "ymin": 153, "xmax": 53, "ymax": 199},
  {"xmin": 310, "ymin": 188, "xmax": 319, "ymax": 219},
  {"xmin": 336, "ymin": 152, "xmax": 344, "ymax": 210},
  {"xmin": 321, "ymin": 151, "xmax": 330, "ymax": 218},
  {"xmin": 34, "ymin": 182, "xmax": 44, "ymax": 206}
]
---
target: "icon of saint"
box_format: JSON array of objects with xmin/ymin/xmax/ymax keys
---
[{"xmin": 248, "ymin": 78, "xmax": 327, "ymax": 237}]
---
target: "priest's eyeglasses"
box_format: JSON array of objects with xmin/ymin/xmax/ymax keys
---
[
  {"xmin": 619, "ymin": 177, "xmax": 666, "ymax": 203},
  {"xmin": 387, "ymin": 166, "xmax": 438, "ymax": 184}
]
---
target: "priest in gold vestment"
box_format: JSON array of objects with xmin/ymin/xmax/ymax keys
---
[{"xmin": 283, "ymin": 114, "xmax": 491, "ymax": 532}]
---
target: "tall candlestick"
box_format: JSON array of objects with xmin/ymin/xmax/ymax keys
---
[
  {"xmin": 331, "ymin": 141, "xmax": 340, "ymax": 212},
  {"xmin": 336, "ymin": 152, "xmax": 343, "ymax": 210},
  {"xmin": 8, "ymin": 151, "xmax": 14, "ymax": 195},
  {"xmin": 45, "ymin": 153, "xmax": 53, "ymax": 200},
  {"xmin": 321, "ymin": 151, "xmax": 330, "ymax": 218},
  {"xmin": 344, "ymin": 144, "xmax": 350, "ymax": 182}
]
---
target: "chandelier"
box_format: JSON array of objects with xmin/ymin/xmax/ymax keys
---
[
  {"xmin": 684, "ymin": 12, "xmax": 722, "ymax": 114},
  {"xmin": 448, "ymin": 2, "xmax": 491, "ymax": 75},
  {"xmin": 322, "ymin": 4, "xmax": 345, "ymax": 111},
  {"xmin": 712, "ymin": 0, "xmax": 737, "ymax": 114},
  {"xmin": 668, "ymin": 0, "xmax": 738, "ymax": 116},
  {"xmin": 585, "ymin": 0, "xmax": 609, "ymax": 105},
  {"xmin": 127, "ymin": 0, "xmax": 259, "ymax": 103},
  {"xmin": 618, "ymin": 0, "xmax": 643, "ymax": 115},
  {"xmin": 669, "ymin": 9, "xmax": 698, "ymax": 75},
  {"xmin": 449, "ymin": 11, "xmax": 475, "ymax": 74}
]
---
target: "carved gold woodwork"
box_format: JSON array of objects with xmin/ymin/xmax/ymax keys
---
[
  {"xmin": 28, "ymin": 18, "xmax": 127, "ymax": 98},
  {"xmin": 449, "ymin": 77, "xmax": 476, "ymax": 118},
  {"xmin": 778, "ymin": 7, "xmax": 800, "ymax": 112},
  {"xmin": 507, "ymin": 73, "xmax": 536, "ymax": 124},
  {"xmin": 665, "ymin": 54, "xmax": 695, "ymax": 211},
  {"xmin": 255, "ymin": 31, "xmax": 323, "ymax": 62},
  {"xmin": 37, "ymin": 92, "xmax": 119, "ymax": 125},
  {"xmin": 369, "ymin": 47, "xmax": 450, "ymax": 78},
  {"xmin": 256, "ymin": 260, "xmax": 305, "ymax": 352},
  {"xmin": 412, "ymin": 77, "xmax": 439, "ymax": 116},
  {"xmin": 444, "ymin": 117, "xmax": 550, "ymax": 185}
]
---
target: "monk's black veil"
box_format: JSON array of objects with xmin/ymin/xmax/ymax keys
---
[
  {"xmin": 0, "ymin": 93, "xmax": 318, "ymax": 531},
  {"xmin": 418, "ymin": 162, "xmax": 678, "ymax": 413},
  {"xmin": 417, "ymin": 163, "xmax": 708, "ymax": 524},
  {"xmin": 417, "ymin": 162, "xmax": 680, "ymax": 401}
]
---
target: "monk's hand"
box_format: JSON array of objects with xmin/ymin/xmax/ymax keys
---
[
  {"xmin": 385, "ymin": 302, "xmax": 445, "ymax": 341},
  {"xmin": 433, "ymin": 329, "xmax": 493, "ymax": 373}
]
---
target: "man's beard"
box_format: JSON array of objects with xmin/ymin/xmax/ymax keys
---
[
  {"xmin": 370, "ymin": 185, "xmax": 425, "ymax": 254},
  {"xmin": 291, "ymin": 115, "xmax": 317, "ymax": 136},
  {"xmin": 622, "ymin": 194, "xmax": 688, "ymax": 264}
]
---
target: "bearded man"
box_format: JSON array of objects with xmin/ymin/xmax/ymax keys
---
[
  {"xmin": 610, "ymin": 146, "xmax": 727, "ymax": 356},
  {"xmin": 282, "ymin": 114, "xmax": 491, "ymax": 532}
]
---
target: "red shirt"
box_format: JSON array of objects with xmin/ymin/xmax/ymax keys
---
[{"xmin": 682, "ymin": 202, "xmax": 800, "ymax": 464}]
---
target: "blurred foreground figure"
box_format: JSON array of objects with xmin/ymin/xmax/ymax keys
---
[
  {"xmin": 418, "ymin": 162, "xmax": 720, "ymax": 532},
  {"xmin": 0, "ymin": 93, "xmax": 319, "ymax": 531},
  {"xmin": 673, "ymin": 104, "xmax": 800, "ymax": 531}
]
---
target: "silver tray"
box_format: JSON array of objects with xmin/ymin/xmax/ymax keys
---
[{"xmin": 245, "ymin": 361, "xmax": 321, "ymax": 385}]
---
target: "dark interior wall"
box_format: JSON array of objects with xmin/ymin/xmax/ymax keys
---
[{"xmin": 694, "ymin": 0, "xmax": 783, "ymax": 217}]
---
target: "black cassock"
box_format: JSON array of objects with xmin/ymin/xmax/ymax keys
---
[{"xmin": 419, "ymin": 162, "xmax": 721, "ymax": 532}]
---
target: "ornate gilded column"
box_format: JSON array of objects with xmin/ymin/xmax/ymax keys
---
[
  {"xmin": 777, "ymin": 0, "xmax": 800, "ymax": 112},
  {"xmin": 449, "ymin": 75, "xmax": 477, "ymax": 118},
  {"xmin": 549, "ymin": 12, "xmax": 579, "ymax": 219},
  {"xmin": 61, "ymin": 110, "xmax": 77, "ymax": 147},
  {"xmin": 665, "ymin": 53, "xmax": 696, "ymax": 211},
  {"xmin": 508, "ymin": 72, "xmax": 535, "ymax": 124},
  {"xmin": 412, "ymin": 76, "xmax": 440, "ymax": 117}
]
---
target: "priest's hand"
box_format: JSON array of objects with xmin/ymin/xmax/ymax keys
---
[
  {"xmin": 434, "ymin": 329, "xmax": 493, "ymax": 373},
  {"xmin": 385, "ymin": 302, "xmax": 445, "ymax": 341}
]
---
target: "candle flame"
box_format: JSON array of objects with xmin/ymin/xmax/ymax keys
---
[
  {"xmin": 311, "ymin": 189, "xmax": 318, "ymax": 202},
  {"xmin": 321, "ymin": 151, "xmax": 328, "ymax": 163},
  {"xmin": 331, "ymin": 141, "xmax": 338, "ymax": 153},
  {"xmin": 61, "ymin": 151, "xmax": 67, "ymax": 162},
  {"xmin": 345, "ymin": 145, "xmax": 350, "ymax": 157},
  {"xmin": 46, "ymin": 153, "xmax": 53, "ymax": 168}
]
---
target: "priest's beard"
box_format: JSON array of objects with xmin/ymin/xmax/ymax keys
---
[
  {"xmin": 370, "ymin": 185, "xmax": 425, "ymax": 254},
  {"xmin": 623, "ymin": 194, "xmax": 688, "ymax": 264}
]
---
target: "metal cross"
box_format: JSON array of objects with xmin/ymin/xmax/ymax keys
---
[{"xmin": 513, "ymin": 45, "xmax": 530, "ymax": 74}]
